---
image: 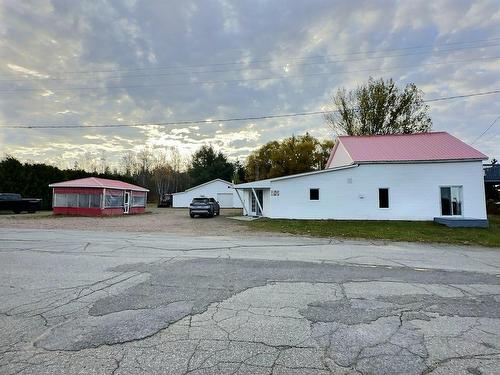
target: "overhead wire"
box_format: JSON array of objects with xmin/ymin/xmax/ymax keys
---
[
  {"xmin": 2, "ymin": 35, "xmax": 499, "ymax": 77},
  {"xmin": 1, "ymin": 55, "xmax": 499, "ymax": 93},
  {"xmin": 1, "ymin": 89, "xmax": 499, "ymax": 129},
  {"xmin": 472, "ymin": 114, "xmax": 500, "ymax": 144},
  {"xmin": 1, "ymin": 40, "xmax": 499, "ymax": 83}
]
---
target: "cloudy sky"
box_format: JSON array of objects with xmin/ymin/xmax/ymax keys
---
[{"xmin": 0, "ymin": 0, "xmax": 499, "ymax": 169}]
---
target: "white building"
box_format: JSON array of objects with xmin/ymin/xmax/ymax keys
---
[
  {"xmin": 172, "ymin": 179, "xmax": 243, "ymax": 208},
  {"xmin": 234, "ymin": 132, "xmax": 488, "ymax": 225}
]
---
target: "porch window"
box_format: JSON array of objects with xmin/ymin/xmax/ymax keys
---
[
  {"xmin": 379, "ymin": 188, "xmax": 389, "ymax": 208},
  {"xmin": 132, "ymin": 192, "xmax": 147, "ymax": 207},
  {"xmin": 440, "ymin": 186, "xmax": 462, "ymax": 216},
  {"xmin": 310, "ymin": 188, "xmax": 319, "ymax": 200},
  {"xmin": 78, "ymin": 194, "xmax": 90, "ymax": 208},
  {"xmin": 105, "ymin": 190, "xmax": 124, "ymax": 208},
  {"xmin": 53, "ymin": 193, "xmax": 102, "ymax": 208}
]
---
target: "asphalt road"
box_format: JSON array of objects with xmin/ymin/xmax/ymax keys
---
[{"xmin": 0, "ymin": 228, "xmax": 499, "ymax": 374}]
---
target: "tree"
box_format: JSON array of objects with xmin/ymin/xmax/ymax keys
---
[
  {"xmin": 245, "ymin": 134, "xmax": 334, "ymax": 181},
  {"xmin": 232, "ymin": 160, "xmax": 246, "ymax": 184},
  {"xmin": 325, "ymin": 77, "xmax": 432, "ymax": 135},
  {"xmin": 188, "ymin": 145, "xmax": 234, "ymax": 186}
]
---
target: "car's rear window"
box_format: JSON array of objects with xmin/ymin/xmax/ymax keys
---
[{"xmin": 192, "ymin": 198, "xmax": 209, "ymax": 203}]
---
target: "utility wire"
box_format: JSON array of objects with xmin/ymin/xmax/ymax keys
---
[
  {"xmin": 1, "ymin": 55, "xmax": 498, "ymax": 93},
  {"xmin": 1, "ymin": 89, "xmax": 499, "ymax": 129},
  {"xmin": 2, "ymin": 41, "xmax": 499, "ymax": 82},
  {"xmin": 472, "ymin": 114, "xmax": 500, "ymax": 144},
  {"xmin": 2, "ymin": 36, "xmax": 499, "ymax": 77}
]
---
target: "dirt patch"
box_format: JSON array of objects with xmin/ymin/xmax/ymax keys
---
[{"xmin": 0, "ymin": 207, "xmax": 253, "ymax": 236}]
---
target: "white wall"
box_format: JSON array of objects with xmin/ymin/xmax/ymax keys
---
[
  {"xmin": 266, "ymin": 161, "xmax": 487, "ymax": 220},
  {"xmin": 172, "ymin": 180, "xmax": 243, "ymax": 208}
]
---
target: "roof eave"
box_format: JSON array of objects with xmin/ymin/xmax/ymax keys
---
[
  {"xmin": 355, "ymin": 158, "xmax": 487, "ymax": 164},
  {"xmin": 49, "ymin": 184, "xmax": 149, "ymax": 191}
]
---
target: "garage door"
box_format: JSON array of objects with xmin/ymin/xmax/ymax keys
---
[{"xmin": 217, "ymin": 193, "xmax": 234, "ymax": 208}]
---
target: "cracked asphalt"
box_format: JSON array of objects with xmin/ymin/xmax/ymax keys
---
[{"xmin": 0, "ymin": 228, "xmax": 499, "ymax": 374}]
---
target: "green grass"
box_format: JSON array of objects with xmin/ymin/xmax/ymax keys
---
[{"xmin": 248, "ymin": 215, "xmax": 500, "ymax": 247}]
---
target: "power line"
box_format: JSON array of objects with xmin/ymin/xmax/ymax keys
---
[
  {"xmin": 472, "ymin": 114, "xmax": 500, "ymax": 144},
  {"xmin": 3, "ymin": 36, "xmax": 499, "ymax": 77},
  {"xmin": 1, "ymin": 55, "xmax": 499, "ymax": 94},
  {"xmin": 1, "ymin": 89, "xmax": 499, "ymax": 129},
  {"xmin": 2, "ymin": 41, "xmax": 499, "ymax": 83}
]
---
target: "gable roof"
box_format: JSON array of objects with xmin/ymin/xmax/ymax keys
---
[
  {"xmin": 171, "ymin": 178, "xmax": 233, "ymax": 195},
  {"xmin": 49, "ymin": 177, "xmax": 149, "ymax": 192},
  {"xmin": 326, "ymin": 132, "xmax": 487, "ymax": 167}
]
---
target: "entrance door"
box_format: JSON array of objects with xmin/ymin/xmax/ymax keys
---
[
  {"xmin": 251, "ymin": 189, "xmax": 263, "ymax": 216},
  {"xmin": 124, "ymin": 191, "xmax": 130, "ymax": 214}
]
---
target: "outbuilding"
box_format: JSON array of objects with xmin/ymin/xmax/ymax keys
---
[
  {"xmin": 234, "ymin": 132, "xmax": 488, "ymax": 226},
  {"xmin": 172, "ymin": 179, "xmax": 242, "ymax": 208},
  {"xmin": 49, "ymin": 177, "xmax": 149, "ymax": 216}
]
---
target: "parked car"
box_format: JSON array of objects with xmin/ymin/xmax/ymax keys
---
[
  {"xmin": 0, "ymin": 193, "xmax": 42, "ymax": 214},
  {"xmin": 189, "ymin": 197, "xmax": 220, "ymax": 218}
]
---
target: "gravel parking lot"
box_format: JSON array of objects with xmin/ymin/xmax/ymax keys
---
[{"xmin": 0, "ymin": 207, "xmax": 251, "ymax": 236}]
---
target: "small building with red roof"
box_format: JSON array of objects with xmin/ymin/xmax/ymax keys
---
[
  {"xmin": 49, "ymin": 177, "xmax": 149, "ymax": 216},
  {"xmin": 234, "ymin": 132, "xmax": 488, "ymax": 226}
]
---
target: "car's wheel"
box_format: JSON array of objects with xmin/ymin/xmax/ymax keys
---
[
  {"xmin": 13, "ymin": 210, "xmax": 21, "ymax": 214},
  {"xmin": 190, "ymin": 213, "xmax": 195, "ymax": 218},
  {"xmin": 217, "ymin": 209, "xmax": 220, "ymax": 216},
  {"xmin": 209, "ymin": 209, "xmax": 214, "ymax": 218}
]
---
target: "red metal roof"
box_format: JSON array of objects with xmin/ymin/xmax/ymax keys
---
[
  {"xmin": 330, "ymin": 132, "xmax": 487, "ymax": 165},
  {"xmin": 49, "ymin": 177, "xmax": 149, "ymax": 192}
]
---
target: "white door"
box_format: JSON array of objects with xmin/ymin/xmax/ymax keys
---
[
  {"xmin": 124, "ymin": 192, "xmax": 130, "ymax": 214},
  {"xmin": 217, "ymin": 193, "xmax": 233, "ymax": 208}
]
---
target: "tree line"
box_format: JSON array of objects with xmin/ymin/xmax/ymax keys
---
[
  {"xmin": 0, "ymin": 132, "xmax": 332, "ymax": 209},
  {"xmin": 1, "ymin": 78, "xmax": 440, "ymax": 209}
]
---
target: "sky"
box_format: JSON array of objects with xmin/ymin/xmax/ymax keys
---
[{"xmin": 0, "ymin": 0, "xmax": 499, "ymax": 170}]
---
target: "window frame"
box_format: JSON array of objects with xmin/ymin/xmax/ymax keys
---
[
  {"xmin": 378, "ymin": 187, "xmax": 390, "ymax": 209},
  {"xmin": 309, "ymin": 188, "xmax": 320, "ymax": 201}
]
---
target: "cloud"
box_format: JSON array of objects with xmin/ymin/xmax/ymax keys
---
[{"xmin": 0, "ymin": 0, "xmax": 499, "ymax": 169}]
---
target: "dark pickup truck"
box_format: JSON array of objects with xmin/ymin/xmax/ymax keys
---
[{"xmin": 0, "ymin": 193, "xmax": 42, "ymax": 214}]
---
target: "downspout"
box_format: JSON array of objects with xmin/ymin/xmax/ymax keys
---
[
  {"xmin": 251, "ymin": 188, "xmax": 264, "ymax": 216},
  {"xmin": 234, "ymin": 188, "xmax": 249, "ymax": 216}
]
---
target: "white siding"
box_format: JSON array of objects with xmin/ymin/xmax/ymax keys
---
[
  {"xmin": 328, "ymin": 142, "xmax": 353, "ymax": 168},
  {"xmin": 217, "ymin": 193, "xmax": 233, "ymax": 208},
  {"xmin": 172, "ymin": 180, "xmax": 243, "ymax": 208},
  {"xmin": 265, "ymin": 161, "xmax": 486, "ymax": 220}
]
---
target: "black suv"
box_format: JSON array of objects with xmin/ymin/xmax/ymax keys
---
[{"xmin": 189, "ymin": 197, "xmax": 220, "ymax": 218}]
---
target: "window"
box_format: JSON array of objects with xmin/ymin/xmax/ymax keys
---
[
  {"xmin": 54, "ymin": 193, "xmax": 102, "ymax": 208},
  {"xmin": 78, "ymin": 194, "xmax": 90, "ymax": 208},
  {"xmin": 441, "ymin": 186, "xmax": 462, "ymax": 216},
  {"xmin": 105, "ymin": 190, "xmax": 124, "ymax": 208},
  {"xmin": 379, "ymin": 188, "xmax": 389, "ymax": 208},
  {"xmin": 90, "ymin": 194, "xmax": 101, "ymax": 208},
  {"xmin": 132, "ymin": 193, "xmax": 147, "ymax": 207},
  {"xmin": 310, "ymin": 188, "xmax": 319, "ymax": 200},
  {"xmin": 66, "ymin": 194, "xmax": 78, "ymax": 207},
  {"xmin": 54, "ymin": 193, "xmax": 67, "ymax": 207}
]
